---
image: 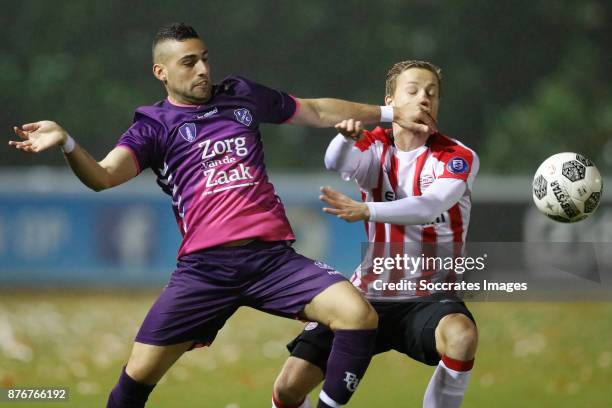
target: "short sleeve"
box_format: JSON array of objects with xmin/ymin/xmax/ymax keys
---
[
  {"xmin": 116, "ymin": 116, "xmax": 162, "ymax": 173},
  {"xmin": 234, "ymin": 76, "xmax": 297, "ymax": 124}
]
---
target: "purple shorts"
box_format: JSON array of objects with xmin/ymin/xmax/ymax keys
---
[{"xmin": 135, "ymin": 241, "xmax": 346, "ymax": 347}]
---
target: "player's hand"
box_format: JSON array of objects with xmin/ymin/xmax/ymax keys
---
[
  {"xmin": 320, "ymin": 186, "xmax": 370, "ymax": 222},
  {"xmin": 334, "ymin": 119, "xmax": 363, "ymax": 141},
  {"xmin": 393, "ymin": 103, "xmax": 438, "ymax": 135},
  {"xmin": 8, "ymin": 121, "xmax": 69, "ymax": 153}
]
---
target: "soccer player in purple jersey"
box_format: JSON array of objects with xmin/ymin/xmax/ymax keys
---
[{"xmin": 9, "ymin": 23, "xmax": 437, "ymax": 408}]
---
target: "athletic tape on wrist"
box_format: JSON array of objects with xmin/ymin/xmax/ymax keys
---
[
  {"xmin": 61, "ymin": 134, "xmax": 76, "ymax": 153},
  {"xmin": 380, "ymin": 106, "xmax": 394, "ymax": 123}
]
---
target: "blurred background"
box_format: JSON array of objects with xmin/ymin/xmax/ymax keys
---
[{"xmin": 0, "ymin": 1, "xmax": 611, "ymax": 407}]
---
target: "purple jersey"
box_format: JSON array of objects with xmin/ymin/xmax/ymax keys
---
[{"xmin": 117, "ymin": 76, "xmax": 298, "ymax": 256}]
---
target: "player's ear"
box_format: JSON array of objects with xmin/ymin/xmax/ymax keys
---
[
  {"xmin": 153, "ymin": 64, "xmax": 167, "ymax": 83},
  {"xmin": 384, "ymin": 95, "xmax": 393, "ymax": 106}
]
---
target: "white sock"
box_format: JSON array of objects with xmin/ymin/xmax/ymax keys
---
[
  {"xmin": 423, "ymin": 356, "xmax": 473, "ymax": 408},
  {"xmin": 272, "ymin": 395, "xmax": 312, "ymax": 408}
]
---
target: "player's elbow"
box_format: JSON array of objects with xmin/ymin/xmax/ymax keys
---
[
  {"xmin": 307, "ymin": 99, "xmax": 327, "ymax": 127},
  {"xmin": 90, "ymin": 185, "xmax": 106, "ymax": 192},
  {"xmin": 421, "ymin": 211, "xmax": 440, "ymax": 224},
  {"xmin": 290, "ymin": 98, "xmax": 325, "ymax": 127},
  {"xmin": 324, "ymin": 155, "xmax": 340, "ymax": 171},
  {"xmin": 308, "ymin": 113, "xmax": 328, "ymax": 128},
  {"xmin": 86, "ymin": 173, "xmax": 113, "ymax": 192},
  {"xmin": 414, "ymin": 204, "xmax": 446, "ymax": 225},
  {"xmin": 88, "ymin": 181, "xmax": 110, "ymax": 192}
]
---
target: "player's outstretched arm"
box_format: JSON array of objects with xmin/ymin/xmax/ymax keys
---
[
  {"xmin": 320, "ymin": 179, "xmax": 466, "ymax": 224},
  {"xmin": 9, "ymin": 121, "xmax": 138, "ymax": 192},
  {"xmin": 289, "ymin": 98, "xmax": 437, "ymax": 134}
]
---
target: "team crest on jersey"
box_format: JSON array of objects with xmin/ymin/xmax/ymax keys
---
[
  {"xmin": 234, "ymin": 108, "xmax": 253, "ymax": 126},
  {"xmin": 419, "ymin": 174, "xmax": 435, "ymax": 190},
  {"xmin": 179, "ymin": 122, "xmax": 197, "ymax": 142},
  {"xmin": 447, "ymin": 157, "xmax": 469, "ymax": 174}
]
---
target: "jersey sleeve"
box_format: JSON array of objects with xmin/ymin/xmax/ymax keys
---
[
  {"xmin": 349, "ymin": 128, "xmax": 392, "ymax": 189},
  {"xmin": 325, "ymin": 134, "xmax": 379, "ymax": 188},
  {"xmin": 366, "ymin": 178, "xmax": 466, "ymax": 225},
  {"xmin": 437, "ymin": 145, "xmax": 479, "ymax": 192},
  {"xmin": 116, "ymin": 116, "xmax": 163, "ymax": 173},
  {"xmin": 233, "ymin": 76, "xmax": 298, "ymax": 124}
]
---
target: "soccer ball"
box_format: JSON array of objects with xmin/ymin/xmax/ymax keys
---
[{"xmin": 532, "ymin": 153, "xmax": 603, "ymax": 223}]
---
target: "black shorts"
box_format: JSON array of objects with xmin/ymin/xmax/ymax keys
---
[{"xmin": 287, "ymin": 297, "xmax": 475, "ymax": 371}]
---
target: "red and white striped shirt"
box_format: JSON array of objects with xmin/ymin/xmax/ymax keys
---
[{"xmin": 325, "ymin": 127, "xmax": 479, "ymax": 300}]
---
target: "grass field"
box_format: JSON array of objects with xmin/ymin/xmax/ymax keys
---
[{"xmin": 1, "ymin": 292, "xmax": 611, "ymax": 407}]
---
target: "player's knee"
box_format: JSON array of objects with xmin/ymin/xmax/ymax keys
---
[
  {"xmin": 360, "ymin": 302, "xmax": 379, "ymax": 329},
  {"xmin": 307, "ymin": 282, "xmax": 378, "ymax": 330},
  {"xmin": 437, "ymin": 314, "xmax": 478, "ymax": 358},
  {"xmin": 125, "ymin": 341, "xmax": 190, "ymax": 385},
  {"xmin": 334, "ymin": 300, "xmax": 378, "ymax": 330},
  {"xmin": 274, "ymin": 372, "xmax": 304, "ymax": 404},
  {"xmin": 125, "ymin": 358, "xmax": 157, "ymax": 384},
  {"xmin": 273, "ymin": 358, "xmax": 321, "ymax": 405}
]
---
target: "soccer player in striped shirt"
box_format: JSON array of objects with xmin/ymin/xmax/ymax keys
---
[
  {"xmin": 8, "ymin": 25, "xmax": 437, "ymax": 408},
  {"xmin": 272, "ymin": 61, "xmax": 479, "ymax": 408}
]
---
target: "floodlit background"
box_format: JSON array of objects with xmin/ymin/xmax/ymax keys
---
[{"xmin": 1, "ymin": 1, "xmax": 611, "ymax": 407}]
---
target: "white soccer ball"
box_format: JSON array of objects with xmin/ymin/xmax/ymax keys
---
[{"xmin": 532, "ymin": 152, "xmax": 603, "ymax": 223}]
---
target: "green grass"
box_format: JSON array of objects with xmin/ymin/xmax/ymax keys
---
[{"xmin": 1, "ymin": 292, "xmax": 611, "ymax": 407}]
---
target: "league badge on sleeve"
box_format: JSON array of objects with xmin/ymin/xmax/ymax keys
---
[
  {"xmin": 234, "ymin": 108, "xmax": 253, "ymax": 126},
  {"xmin": 447, "ymin": 157, "xmax": 470, "ymax": 174},
  {"xmin": 179, "ymin": 122, "xmax": 197, "ymax": 142}
]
